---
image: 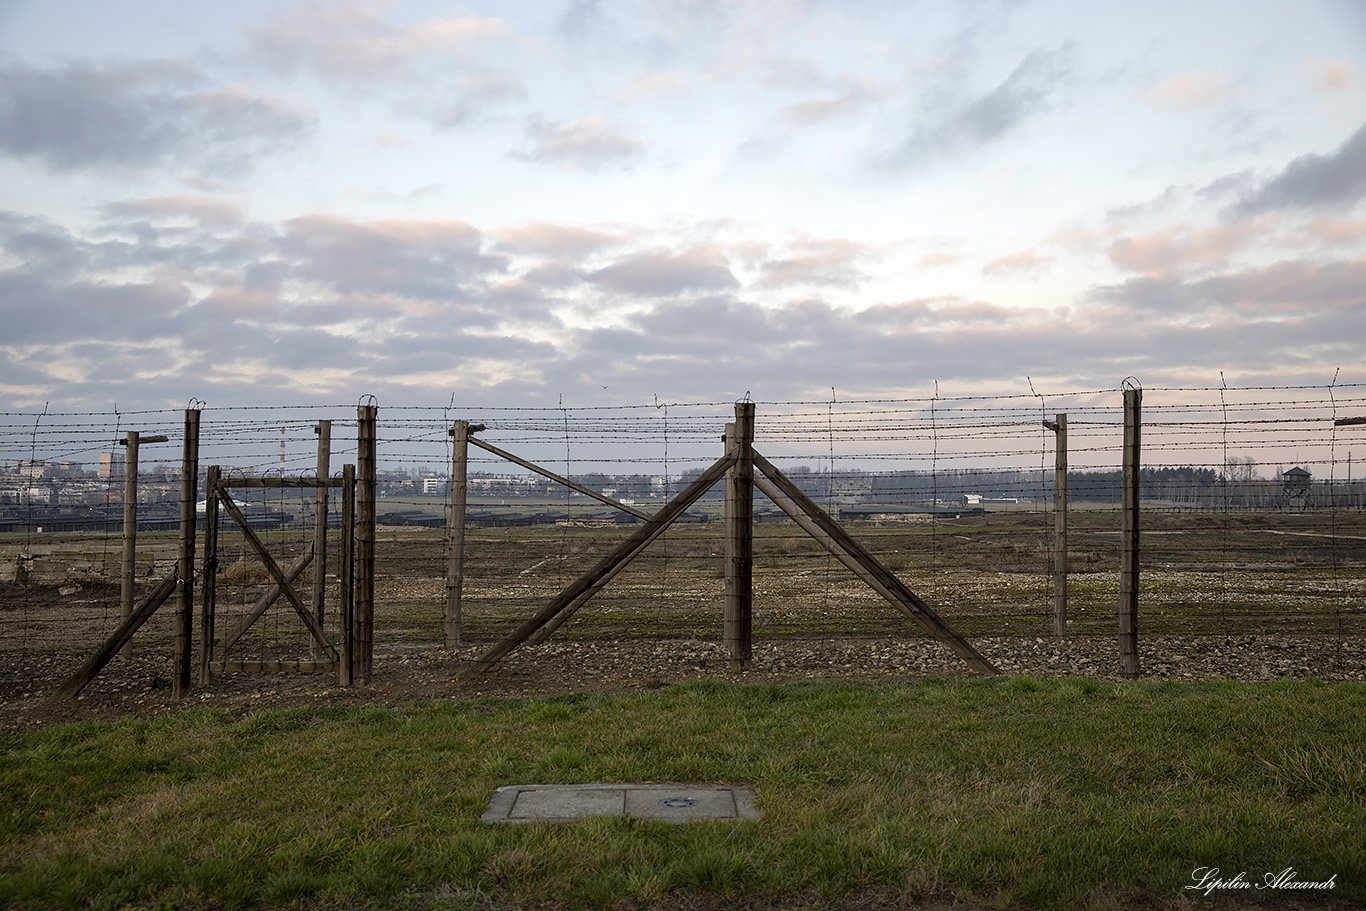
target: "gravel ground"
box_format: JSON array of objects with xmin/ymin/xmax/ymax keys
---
[{"xmin": 4, "ymin": 632, "xmax": 1362, "ymax": 731}]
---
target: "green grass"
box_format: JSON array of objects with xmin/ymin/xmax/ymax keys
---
[{"xmin": 3, "ymin": 678, "xmax": 1364, "ymax": 910}]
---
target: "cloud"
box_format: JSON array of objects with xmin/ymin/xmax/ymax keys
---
[
  {"xmin": 773, "ymin": 91, "xmax": 869, "ymax": 128},
  {"xmin": 276, "ymin": 215, "xmax": 508, "ymax": 301},
  {"xmin": 758, "ymin": 239, "xmax": 869, "ymax": 289},
  {"xmin": 983, "ymin": 247, "xmax": 1051, "ymax": 278},
  {"xmin": 510, "ymin": 116, "xmax": 649, "ymax": 171},
  {"xmin": 2, "ymin": 195, "xmax": 1360, "ymax": 411},
  {"xmin": 427, "ymin": 73, "xmax": 527, "ymax": 129},
  {"xmin": 1107, "ymin": 224, "xmax": 1262, "ymax": 277},
  {"xmin": 618, "ymin": 68, "xmax": 694, "ymax": 102},
  {"xmin": 1229, "ymin": 123, "xmax": 1366, "ymax": 216},
  {"xmin": 100, "ymin": 195, "xmax": 246, "ymax": 228},
  {"xmin": 247, "ymin": 5, "xmax": 522, "ymax": 130},
  {"xmin": 917, "ymin": 250, "xmax": 961, "ymax": 269},
  {"xmin": 494, "ymin": 221, "xmax": 622, "ymax": 257},
  {"xmin": 248, "ymin": 5, "xmax": 505, "ymax": 81},
  {"xmin": 1301, "ymin": 217, "xmax": 1366, "ymax": 247},
  {"xmin": 1093, "ymin": 257, "xmax": 1366, "ymax": 320},
  {"xmin": 1306, "ymin": 61, "xmax": 1356, "ymax": 91},
  {"xmin": 1142, "ymin": 70, "xmax": 1236, "ymax": 112},
  {"xmin": 555, "ymin": 0, "xmax": 616, "ymax": 43},
  {"xmin": 0, "ymin": 270, "xmax": 190, "ymax": 345},
  {"xmin": 369, "ymin": 128, "xmax": 411, "ymax": 149},
  {"xmin": 0, "ymin": 60, "xmax": 315, "ymax": 176},
  {"xmin": 879, "ymin": 45, "xmax": 1074, "ymax": 167},
  {"xmin": 586, "ymin": 246, "xmax": 739, "ymax": 297}
]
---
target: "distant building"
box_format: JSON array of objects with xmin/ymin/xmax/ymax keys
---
[
  {"xmin": 99, "ymin": 451, "xmax": 125, "ymax": 480},
  {"xmin": 1281, "ymin": 466, "xmax": 1312, "ymax": 501}
]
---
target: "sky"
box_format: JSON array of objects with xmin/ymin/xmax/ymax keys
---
[{"xmin": 1, "ymin": 0, "xmax": 1364, "ymax": 414}]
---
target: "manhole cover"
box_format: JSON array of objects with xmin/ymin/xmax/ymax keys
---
[{"xmin": 659, "ymin": 797, "xmax": 698, "ymax": 808}]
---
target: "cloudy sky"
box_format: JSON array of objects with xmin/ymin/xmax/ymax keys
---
[{"xmin": 1, "ymin": 0, "xmax": 1364, "ymax": 412}]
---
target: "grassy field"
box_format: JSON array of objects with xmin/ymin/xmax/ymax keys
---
[{"xmin": 3, "ymin": 676, "xmax": 1363, "ymax": 910}]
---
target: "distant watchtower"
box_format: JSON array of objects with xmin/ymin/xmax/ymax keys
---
[{"xmin": 1281, "ymin": 466, "xmax": 1312, "ymax": 504}]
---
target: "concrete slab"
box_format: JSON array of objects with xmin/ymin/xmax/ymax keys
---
[{"xmin": 483, "ymin": 783, "xmax": 759, "ymax": 824}]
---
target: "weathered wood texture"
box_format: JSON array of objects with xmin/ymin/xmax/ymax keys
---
[
  {"xmin": 1050, "ymin": 414, "xmax": 1068, "ymax": 637},
  {"xmin": 446, "ymin": 421, "xmax": 469, "ymax": 648},
  {"xmin": 312, "ymin": 420, "xmax": 331, "ymax": 658},
  {"xmin": 173, "ymin": 409, "xmax": 199, "ymax": 699},
  {"xmin": 119, "ymin": 430, "xmax": 140, "ymax": 658},
  {"xmin": 340, "ymin": 463, "xmax": 356, "ymax": 687},
  {"xmin": 212, "ymin": 659, "xmax": 338, "ymax": 674},
  {"xmin": 724, "ymin": 404, "xmax": 755, "ymax": 671},
  {"xmin": 199, "ymin": 465, "xmax": 220, "ymax": 686},
  {"xmin": 1119, "ymin": 386, "xmax": 1142, "ymax": 678},
  {"xmin": 355, "ymin": 404, "xmax": 377, "ymax": 683}
]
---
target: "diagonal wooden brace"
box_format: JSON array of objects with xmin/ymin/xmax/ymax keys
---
[
  {"xmin": 50, "ymin": 571, "xmax": 179, "ymax": 701},
  {"xmin": 215, "ymin": 550, "xmax": 314, "ymax": 658},
  {"xmin": 752, "ymin": 450, "xmax": 998, "ymax": 676},
  {"xmin": 216, "ymin": 489, "xmax": 338, "ymax": 663},
  {"xmin": 463, "ymin": 451, "xmax": 737, "ymax": 677}
]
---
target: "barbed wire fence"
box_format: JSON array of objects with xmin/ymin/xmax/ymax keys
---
[{"xmin": 1, "ymin": 381, "xmax": 1363, "ymax": 700}]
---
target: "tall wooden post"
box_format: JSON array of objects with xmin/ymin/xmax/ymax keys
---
[
  {"xmin": 725, "ymin": 402, "xmax": 755, "ymax": 671},
  {"xmin": 355, "ymin": 403, "xmax": 377, "ymax": 684},
  {"xmin": 173, "ymin": 408, "xmax": 200, "ymax": 699},
  {"xmin": 1119, "ymin": 385, "xmax": 1141, "ymax": 678},
  {"xmin": 199, "ymin": 465, "xmax": 220, "ymax": 686},
  {"xmin": 1045, "ymin": 414, "xmax": 1068, "ymax": 637},
  {"xmin": 446, "ymin": 420, "xmax": 471, "ymax": 648},
  {"xmin": 339, "ymin": 463, "xmax": 356, "ymax": 687},
  {"xmin": 312, "ymin": 421, "xmax": 331, "ymax": 658},
  {"xmin": 120, "ymin": 430, "xmax": 168, "ymax": 658},
  {"xmin": 119, "ymin": 431, "xmax": 139, "ymax": 658}
]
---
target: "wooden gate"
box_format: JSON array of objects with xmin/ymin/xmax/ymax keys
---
[{"xmin": 200, "ymin": 465, "xmax": 356, "ymax": 686}]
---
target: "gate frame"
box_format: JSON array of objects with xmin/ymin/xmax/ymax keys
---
[{"xmin": 199, "ymin": 467, "xmax": 357, "ymax": 686}]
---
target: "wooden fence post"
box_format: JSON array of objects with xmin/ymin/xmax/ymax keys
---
[
  {"xmin": 312, "ymin": 421, "xmax": 331, "ymax": 658},
  {"xmin": 1044, "ymin": 414, "xmax": 1068, "ymax": 637},
  {"xmin": 1119, "ymin": 384, "xmax": 1141, "ymax": 678},
  {"xmin": 725, "ymin": 402, "xmax": 755, "ymax": 671},
  {"xmin": 173, "ymin": 407, "xmax": 200, "ymax": 699},
  {"xmin": 446, "ymin": 420, "xmax": 471, "ymax": 648},
  {"xmin": 340, "ymin": 462, "xmax": 355, "ymax": 687},
  {"xmin": 199, "ymin": 465, "xmax": 220, "ymax": 686},
  {"xmin": 119, "ymin": 430, "xmax": 139, "ymax": 658},
  {"xmin": 355, "ymin": 403, "xmax": 377, "ymax": 684},
  {"xmin": 118, "ymin": 431, "xmax": 169, "ymax": 657}
]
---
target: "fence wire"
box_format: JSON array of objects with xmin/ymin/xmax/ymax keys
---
[{"xmin": 2, "ymin": 382, "xmax": 1363, "ymax": 699}]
